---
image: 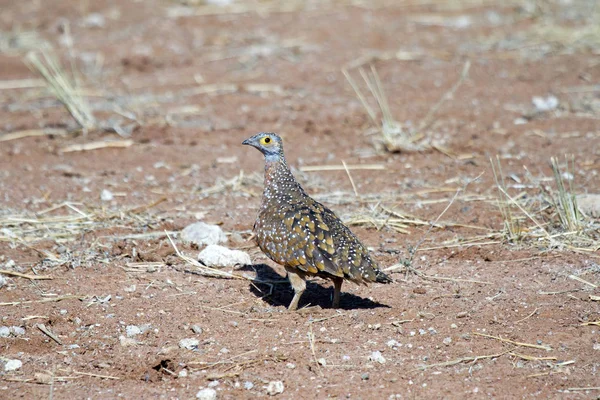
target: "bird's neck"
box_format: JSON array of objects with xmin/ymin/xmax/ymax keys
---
[{"xmin": 263, "ymin": 156, "xmax": 303, "ymax": 201}]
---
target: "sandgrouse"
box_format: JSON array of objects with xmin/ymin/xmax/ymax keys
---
[{"xmin": 243, "ymin": 132, "xmax": 391, "ymax": 310}]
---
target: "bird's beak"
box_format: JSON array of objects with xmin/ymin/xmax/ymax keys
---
[{"xmin": 242, "ymin": 138, "xmax": 251, "ymax": 146}]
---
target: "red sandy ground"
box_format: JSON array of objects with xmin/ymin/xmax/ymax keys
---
[{"xmin": 0, "ymin": 1, "xmax": 599, "ymax": 398}]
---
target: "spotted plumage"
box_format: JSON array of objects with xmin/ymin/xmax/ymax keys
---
[{"xmin": 242, "ymin": 132, "xmax": 392, "ymax": 310}]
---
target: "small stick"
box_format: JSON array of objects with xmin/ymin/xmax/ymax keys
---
[
  {"xmin": 473, "ymin": 332, "xmax": 552, "ymax": 351},
  {"xmin": 74, "ymin": 370, "xmax": 120, "ymax": 380},
  {"xmin": 415, "ymin": 350, "xmax": 510, "ymax": 371},
  {"xmin": 1, "ymin": 294, "xmax": 85, "ymax": 307},
  {"xmin": 0, "ymin": 128, "xmax": 69, "ymax": 142},
  {"xmin": 342, "ymin": 160, "xmax": 359, "ymax": 197},
  {"xmin": 568, "ymin": 274, "xmax": 598, "ymax": 288},
  {"xmin": 308, "ymin": 325, "xmax": 324, "ymax": 377},
  {"xmin": 37, "ymin": 324, "xmax": 63, "ymax": 345},
  {"xmin": 306, "ymin": 313, "xmax": 344, "ymax": 325},
  {"xmin": 514, "ymin": 307, "xmax": 539, "ymax": 324},
  {"xmin": 567, "ymin": 387, "xmax": 600, "ymax": 391},
  {"xmin": 0, "ymin": 270, "xmax": 53, "ymax": 280},
  {"xmin": 509, "ymin": 352, "xmax": 556, "ymax": 361},
  {"xmin": 61, "ymin": 139, "xmax": 134, "ymax": 153}
]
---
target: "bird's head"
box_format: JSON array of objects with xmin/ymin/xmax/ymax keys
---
[{"xmin": 242, "ymin": 132, "xmax": 284, "ymax": 161}]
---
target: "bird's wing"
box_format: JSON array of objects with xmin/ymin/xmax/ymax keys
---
[{"xmin": 282, "ymin": 199, "xmax": 378, "ymax": 283}]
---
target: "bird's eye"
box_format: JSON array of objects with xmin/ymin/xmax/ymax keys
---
[{"xmin": 261, "ymin": 136, "xmax": 272, "ymax": 145}]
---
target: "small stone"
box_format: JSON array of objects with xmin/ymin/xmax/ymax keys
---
[
  {"xmin": 198, "ymin": 245, "xmax": 251, "ymax": 268},
  {"xmin": 81, "ymin": 13, "xmax": 106, "ymax": 28},
  {"xmin": 419, "ymin": 329, "xmax": 427, "ymax": 335},
  {"xmin": 593, "ymin": 343, "xmax": 600, "ymax": 351},
  {"xmin": 427, "ymin": 327, "xmax": 437, "ymax": 335},
  {"xmin": 317, "ymin": 358, "xmax": 327, "ymax": 366},
  {"xmin": 369, "ymin": 351, "xmax": 386, "ymax": 364},
  {"xmin": 244, "ymin": 381, "xmax": 254, "ymax": 390},
  {"xmin": 0, "ymin": 327, "xmax": 10, "ymax": 337},
  {"xmin": 285, "ymin": 363, "xmax": 296, "ymax": 369},
  {"xmin": 577, "ymin": 194, "xmax": 600, "ymax": 218},
  {"xmin": 178, "ymin": 369, "xmax": 188, "ymax": 378},
  {"xmin": 60, "ymin": 309, "xmax": 68, "ymax": 315},
  {"xmin": 124, "ymin": 285, "xmax": 137, "ymax": 293},
  {"xmin": 119, "ymin": 335, "xmax": 138, "ymax": 347},
  {"xmin": 100, "ymin": 189, "xmax": 114, "ymax": 201},
  {"xmin": 9, "ymin": 326, "xmax": 25, "ymax": 336},
  {"xmin": 0, "ymin": 274, "xmax": 6, "ymax": 288},
  {"xmin": 179, "ymin": 338, "xmax": 200, "ymax": 350},
  {"xmin": 386, "ymin": 339, "xmax": 400, "ymax": 348},
  {"xmin": 196, "ymin": 388, "xmax": 217, "ymax": 400},
  {"xmin": 456, "ymin": 311, "xmax": 468, "ymax": 318},
  {"xmin": 266, "ymin": 381, "xmax": 284, "ymax": 396},
  {"xmin": 191, "ymin": 325, "xmax": 203, "ymax": 334},
  {"xmin": 361, "ymin": 373, "xmax": 370, "ymax": 380},
  {"xmin": 443, "ymin": 337, "xmax": 452, "ymax": 346},
  {"xmin": 126, "ymin": 325, "xmax": 142, "ymax": 337},
  {"xmin": 532, "ymin": 95, "xmax": 559, "ymax": 112},
  {"xmin": 4, "ymin": 359, "xmax": 22, "ymax": 372},
  {"xmin": 450, "ymin": 323, "xmax": 458, "ymax": 329},
  {"xmin": 208, "ymin": 380, "xmax": 219, "ymax": 388},
  {"xmin": 181, "ymin": 222, "xmax": 227, "ymax": 246}
]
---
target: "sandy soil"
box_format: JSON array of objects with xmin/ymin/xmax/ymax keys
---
[{"xmin": 1, "ymin": 0, "xmax": 599, "ymax": 398}]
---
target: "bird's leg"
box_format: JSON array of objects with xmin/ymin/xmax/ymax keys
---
[
  {"xmin": 285, "ymin": 267, "xmax": 306, "ymax": 311},
  {"xmin": 332, "ymin": 276, "xmax": 343, "ymax": 308}
]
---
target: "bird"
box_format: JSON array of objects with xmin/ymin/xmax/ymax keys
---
[{"xmin": 242, "ymin": 132, "xmax": 392, "ymax": 311}]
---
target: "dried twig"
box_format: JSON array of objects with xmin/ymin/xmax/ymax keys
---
[
  {"xmin": 473, "ymin": 332, "xmax": 552, "ymax": 351},
  {"xmin": 37, "ymin": 324, "xmax": 63, "ymax": 345},
  {"xmin": 0, "ymin": 270, "xmax": 53, "ymax": 280}
]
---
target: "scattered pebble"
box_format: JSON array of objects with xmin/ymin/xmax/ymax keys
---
[
  {"xmin": 0, "ymin": 274, "xmax": 6, "ymax": 288},
  {"xmin": 124, "ymin": 285, "xmax": 137, "ymax": 293},
  {"xmin": 191, "ymin": 325, "xmax": 203, "ymax": 334},
  {"xmin": 182, "ymin": 222, "xmax": 227, "ymax": 246},
  {"xmin": 179, "ymin": 338, "xmax": 200, "ymax": 350},
  {"xmin": 386, "ymin": 339, "xmax": 401, "ymax": 348},
  {"xmin": 208, "ymin": 380, "xmax": 219, "ymax": 388},
  {"xmin": 285, "ymin": 363, "xmax": 296, "ymax": 369},
  {"xmin": 456, "ymin": 312, "xmax": 468, "ymax": 318},
  {"xmin": 419, "ymin": 329, "xmax": 427, "ymax": 335},
  {"xmin": 100, "ymin": 189, "xmax": 114, "ymax": 201},
  {"xmin": 450, "ymin": 323, "xmax": 458, "ymax": 329},
  {"xmin": 428, "ymin": 327, "xmax": 437, "ymax": 335},
  {"xmin": 198, "ymin": 245, "xmax": 251, "ymax": 267},
  {"xmin": 317, "ymin": 358, "xmax": 327, "ymax": 366},
  {"xmin": 577, "ymin": 194, "xmax": 600, "ymax": 218},
  {"xmin": 196, "ymin": 388, "xmax": 217, "ymax": 400},
  {"xmin": 369, "ymin": 351, "xmax": 386, "ymax": 364},
  {"xmin": 244, "ymin": 381, "xmax": 254, "ymax": 390},
  {"xmin": 178, "ymin": 369, "xmax": 188, "ymax": 378},
  {"xmin": 0, "ymin": 327, "xmax": 10, "ymax": 337},
  {"xmin": 361, "ymin": 373, "xmax": 369, "ymax": 380},
  {"xmin": 443, "ymin": 337, "xmax": 452, "ymax": 346},
  {"xmin": 126, "ymin": 325, "xmax": 143, "ymax": 337},
  {"xmin": 266, "ymin": 380, "xmax": 284, "ymax": 396},
  {"xmin": 10, "ymin": 326, "xmax": 25, "ymax": 336},
  {"xmin": 119, "ymin": 335, "xmax": 139, "ymax": 347},
  {"xmin": 81, "ymin": 13, "xmax": 106, "ymax": 28},
  {"xmin": 532, "ymin": 95, "xmax": 559, "ymax": 112},
  {"xmin": 3, "ymin": 359, "xmax": 22, "ymax": 372}
]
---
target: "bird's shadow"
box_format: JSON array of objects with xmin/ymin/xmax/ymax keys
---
[{"xmin": 239, "ymin": 263, "xmax": 390, "ymax": 310}]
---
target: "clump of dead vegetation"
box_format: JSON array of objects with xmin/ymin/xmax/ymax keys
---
[
  {"xmin": 342, "ymin": 60, "xmax": 470, "ymax": 153},
  {"xmin": 491, "ymin": 156, "xmax": 599, "ymax": 251}
]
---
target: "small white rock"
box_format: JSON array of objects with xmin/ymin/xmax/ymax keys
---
[
  {"xmin": 178, "ymin": 369, "xmax": 188, "ymax": 378},
  {"xmin": 285, "ymin": 362, "xmax": 296, "ymax": 369},
  {"xmin": 369, "ymin": 351, "xmax": 386, "ymax": 364},
  {"xmin": 443, "ymin": 337, "xmax": 452, "ymax": 346},
  {"xmin": 196, "ymin": 388, "xmax": 217, "ymax": 400},
  {"xmin": 4, "ymin": 359, "xmax": 22, "ymax": 372},
  {"xmin": 532, "ymin": 95, "xmax": 559, "ymax": 112},
  {"xmin": 191, "ymin": 325, "xmax": 203, "ymax": 334},
  {"xmin": 179, "ymin": 338, "xmax": 200, "ymax": 350},
  {"xmin": 198, "ymin": 245, "xmax": 251, "ymax": 268},
  {"xmin": 126, "ymin": 325, "xmax": 142, "ymax": 337},
  {"xmin": 181, "ymin": 222, "xmax": 227, "ymax": 246},
  {"xmin": 0, "ymin": 327, "xmax": 10, "ymax": 337},
  {"xmin": 101, "ymin": 189, "xmax": 114, "ymax": 201},
  {"xmin": 244, "ymin": 381, "xmax": 254, "ymax": 390},
  {"xmin": 266, "ymin": 381, "xmax": 284, "ymax": 396},
  {"xmin": 81, "ymin": 13, "xmax": 106, "ymax": 28},
  {"xmin": 0, "ymin": 274, "xmax": 7, "ymax": 288},
  {"xmin": 317, "ymin": 358, "xmax": 327, "ymax": 366},
  {"xmin": 9, "ymin": 326, "xmax": 25, "ymax": 336}
]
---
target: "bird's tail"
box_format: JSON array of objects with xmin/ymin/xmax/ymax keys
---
[{"xmin": 375, "ymin": 269, "xmax": 393, "ymax": 283}]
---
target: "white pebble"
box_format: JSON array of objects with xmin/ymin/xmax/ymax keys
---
[
  {"xmin": 126, "ymin": 325, "xmax": 142, "ymax": 337},
  {"xmin": 244, "ymin": 381, "xmax": 254, "ymax": 390},
  {"xmin": 100, "ymin": 189, "xmax": 114, "ymax": 201},
  {"xmin": 4, "ymin": 359, "xmax": 22, "ymax": 371},
  {"xmin": 179, "ymin": 338, "xmax": 200, "ymax": 350},
  {"xmin": 369, "ymin": 351, "xmax": 386, "ymax": 364},
  {"xmin": 196, "ymin": 388, "xmax": 217, "ymax": 400},
  {"xmin": 0, "ymin": 327, "xmax": 10, "ymax": 337},
  {"xmin": 198, "ymin": 245, "xmax": 251, "ymax": 268},
  {"xmin": 182, "ymin": 222, "xmax": 227, "ymax": 246},
  {"xmin": 266, "ymin": 381, "xmax": 284, "ymax": 396},
  {"xmin": 443, "ymin": 337, "xmax": 452, "ymax": 345}
]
